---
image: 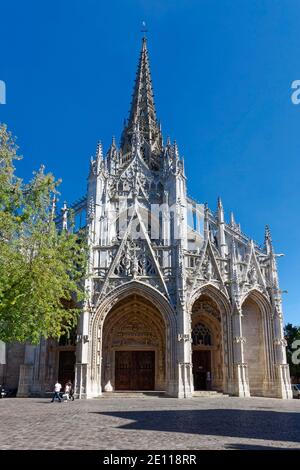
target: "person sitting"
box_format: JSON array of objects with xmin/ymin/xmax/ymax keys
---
[{"xmin": 64, "ymin": 381, "xmax": 71, "ymax": 401}]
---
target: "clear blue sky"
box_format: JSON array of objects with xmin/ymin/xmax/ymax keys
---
[{"xmin": 1, "ymin": 0, "xmax": 299, "ymax": 324}]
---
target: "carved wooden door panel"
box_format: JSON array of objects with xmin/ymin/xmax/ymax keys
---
[
  {"xmin": 115, "ymin": 351, "xmax": 155, "ymax": 390},
  {"xmin": 136, "ymin": 351, "xmax": 155, "ymax": 390},
  {"xmin": 115, "ymin": 351, "xmax": 132, "ymax": 390}
]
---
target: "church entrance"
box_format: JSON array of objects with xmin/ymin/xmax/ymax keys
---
[
  {"xmin": 191, "ymin": 294, "xmax": 224, "ymax": 393},
  {"xmin": 58, "ymin": 350, "xmax": 75, "ymax": 386},
  {"xmin": 101, "ymin": 294, "xmax": 166, "ymax": 392},
  {"xmin": 115, "ymin": 351, "xmax": 155, "ymax": 390},
  {"xmin": 192, "ymin": 350, "xmax": 211, "ymax": 390}
]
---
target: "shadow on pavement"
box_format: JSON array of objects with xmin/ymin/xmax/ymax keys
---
[
  {"xmin": 225, "ymin": 443, "xmax": 299, "ymax": 450},
  {"xmin": 90, "ymin": 408, "xmax": 300, "ymax": 444}
]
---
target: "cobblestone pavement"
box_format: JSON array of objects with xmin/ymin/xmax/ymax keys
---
[{"xmin": 0, "ymin": 396, "xmax": 299, "ymax": 450}]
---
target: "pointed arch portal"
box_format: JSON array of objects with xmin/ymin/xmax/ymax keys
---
[
  {"xmin": 241, "ymin": 290, "xmax": 269, "ymax": 396},
  {"xmin": 101, "ymin": 294, "xmax": 167, "ymax": 391},
  {"xmin": 191, "ymin": 293, "xmax": 224, "ymax": 392}
]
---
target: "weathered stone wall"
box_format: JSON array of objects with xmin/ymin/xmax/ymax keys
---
[{"xmin": 4, "ymin": 343, "xmax": 25, "ymax": 390}]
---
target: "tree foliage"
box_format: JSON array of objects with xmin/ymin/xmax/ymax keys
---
[
  {"xmin": 0, "ymin": 123, "xmax": 87, "ymax": 343},
  {"xmin": 284, "ymin": 322, "xmax": 300, "ymax": 379}
]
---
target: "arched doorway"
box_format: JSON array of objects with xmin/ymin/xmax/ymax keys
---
[
  {"xmin": 57, "ymin": 328, "xmax": 77, "ymax": 387},
  {"xmin": 191, "ymin": 294, "xmax": 223, "ymax": 391},
  {"xmin": 242, "ymin": 294, "xmax": 267, "ymax": 396},
  {"xmin": 102, "ymin": 294, "xmax": 166, "ymax": 391}
]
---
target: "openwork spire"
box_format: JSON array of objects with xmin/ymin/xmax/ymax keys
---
[{"xmin": 121, "ymin": 37, "xmax": 162, "ymax": 170}]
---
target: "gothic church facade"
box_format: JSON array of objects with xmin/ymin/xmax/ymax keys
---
[{"xmin": 2, "ymin": 38, "xmax": 292, "ymax": 399}]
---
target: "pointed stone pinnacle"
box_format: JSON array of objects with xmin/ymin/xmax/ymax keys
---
[
  {"xmin": 96, "ymin": 141, "xmax": 103, "ymax": 160},
  {"xmin": 264, "ymin": 225, "xmax": 273, "ymax": 254},
  {"xmin": 265, "ymin": 224, "xmax": 272, "ymax": 242},
  {"xmin": 120, "ymin": 37, "xmax": 162, "ymax": 166},
  {"xmin": 173, "ymin": 140, "xmax": 179, "ymax": 159}
]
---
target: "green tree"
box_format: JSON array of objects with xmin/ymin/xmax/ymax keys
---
[
  {"xmin": 284, "ymin": 323, "xmax": 300, "ymax": 380},
  {"xmin": 0, "ymin": 123, "xmax": 87, "ymax": 344}
]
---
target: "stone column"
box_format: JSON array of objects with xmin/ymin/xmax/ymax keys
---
[
  {"xmin": 231, "ymin": 309, "xmax": 250, "ymax": 397},
  {"xmin": 177, "ymin": 331, "xmax": 193, "ymax": 398},
  {"xmin": 175, "ymin": 243, "xmax": 193, "ymax": 399},
  {"xmin": 75, "ymin": 308, "xmax": 90, "ymax": 399},
  {"xmin": 273, "ymin": 309, "xmax": 292, "ymax": 399}
]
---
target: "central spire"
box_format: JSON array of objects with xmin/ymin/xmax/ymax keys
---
[{"xmin": 121, "ymin": 37, "xmax": 163, "ymax": 170}]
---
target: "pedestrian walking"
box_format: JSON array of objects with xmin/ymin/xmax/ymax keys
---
[{"xmin": 51, "ymin": 381, "xmax": 62, "ymax": 402}]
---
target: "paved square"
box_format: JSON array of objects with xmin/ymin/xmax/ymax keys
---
[{"xmin": 0, "ymin": 396, "xmax": 299, "ymax": 450}]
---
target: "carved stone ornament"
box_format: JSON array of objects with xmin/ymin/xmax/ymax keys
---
[
  {"xmin": 114, "ymin": 238, "xmax": 157, "ymax": 278},
  {"xmin": 233, "ymin": 336, "xmax": 246, "ymax": 344},
  {"xmin": 247, "ymin": 265, "xmax": 258, "ymax": 285},
  {"xmin": 273, "ymin": 338, "xmax": 287, "ymax": 347},
  {"xmin": 177, "ymin": 334, "xmax": 190, "ymax": 342}
]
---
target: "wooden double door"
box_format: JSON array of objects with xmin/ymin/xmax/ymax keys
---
[
  {"xmin": 192, "ymin": 350, "xmax": 211, "ymax": 390},
  {"xmin": 115, "ymin": 351, "xmax": 155, "ymax": 391}
]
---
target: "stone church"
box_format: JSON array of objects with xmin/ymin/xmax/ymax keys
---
[{"xmin": 1, "ymin": 38, "xmax": 292, "ymax": 399}]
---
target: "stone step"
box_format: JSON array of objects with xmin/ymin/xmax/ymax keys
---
[
  {"xmin": 193, "ymin": 391, "xmax": 229, "ymax": 398},
  {"xmin": 97, "ymin": 390, "xmax": 230, "ymax": 399},
  {"xmin": 100, "ymin": 391, "xmax": 167, "ymax": 399}
]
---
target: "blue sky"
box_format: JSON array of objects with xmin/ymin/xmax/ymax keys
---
[{"xmin": 1, "ymin": 0, "xmax": 299, "ymax": 324}]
